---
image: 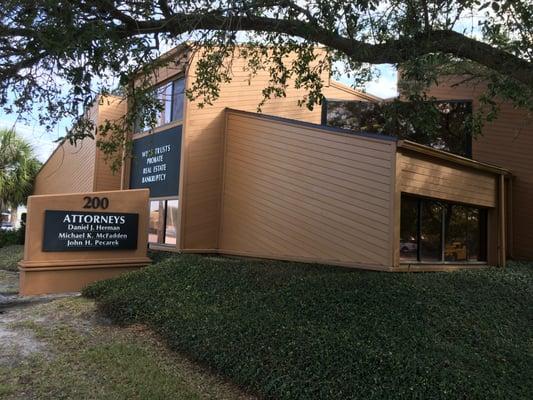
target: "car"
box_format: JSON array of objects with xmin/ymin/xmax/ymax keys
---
[
  {"xmin": 400, "ymin": 241, "xmax": 417, "ymax": 253},
  {"xmin": 445, "ymin": 241, "xmax": 467, "ymax": 261},
  {"xmin": 0, "ymin": 222, "xmax": 14, "ymax": 231}
]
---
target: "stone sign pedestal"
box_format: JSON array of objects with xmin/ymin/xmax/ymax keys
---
[{"xmin": 19, "ymin": 189, "xmax": 151, "ymax": 295}]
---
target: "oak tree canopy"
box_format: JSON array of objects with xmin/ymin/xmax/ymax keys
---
[{"xmin": 1, "ymin": 1, "xmax": 531, "ymax": 163}]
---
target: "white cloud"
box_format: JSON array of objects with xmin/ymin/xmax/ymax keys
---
[
  {"xmin": 364, "ymin": 64, "xmax": 398, "ymax": 99},
  {"xmin": 334, "ymin": 64, "xmax": 398, "ymax": 100}
]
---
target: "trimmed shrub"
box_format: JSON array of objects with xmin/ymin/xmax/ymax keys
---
[{"xmin": 0, "ymin": 228, "xmax": 24, "ymax": 248}]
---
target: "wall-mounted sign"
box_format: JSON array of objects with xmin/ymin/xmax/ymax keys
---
[
  {"xmin": 42, "ymin": 210, "xmax": 139, "ymax": 251},
  {"xmin": 129, "ymin": 126, "xmax": 182, "ymax": 197}
]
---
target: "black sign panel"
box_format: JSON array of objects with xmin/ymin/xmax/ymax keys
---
[
  {"xmin": 129, "ymin": 126, "xmax": 182, "ymax": 197},
  {"xmin": 43, "ymin": 210, "xmax": 139, "ymax": 251}
]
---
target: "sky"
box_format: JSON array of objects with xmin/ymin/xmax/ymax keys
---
[{"xmin": 0, "ymin": 64, "xmax": 398, "ymax": 163}]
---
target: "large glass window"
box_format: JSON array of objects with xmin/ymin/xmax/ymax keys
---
[
  {"xmin": 323, "ymin": 100, "xmax": 473, "ymax": 158},
  {"xmin": 148, "ymin": 199, "xmax": 179, "ymax": 245},
  {"xmin": 136, "ymin": 77, "xmax": 185, "ymax": 133},
  {"xmin": 400, "ymin": 195, "xmax": 487, "ymax": 263},
  {"xmin": 420, "ymin": 200, "xmax": 444, "ymax": 262},
  {"xmin": 400, "ymin": 197, "xmax": 418, "ymax": 261}
]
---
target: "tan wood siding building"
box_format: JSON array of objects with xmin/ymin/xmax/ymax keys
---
[
  {"xmin": 398, "ymin": 152, "xmax": 497, "ymax": 208},
  {"xmin": 34, "ymin": 96, "xmax": 125, "ymax": 195},
  {"xmin": 179, "ymin": 49, "xmax": 377, "ymax": 251},
  {"xmin": 426, "ymin": 77, "xmax": 532, "ymax": 259},
  {"xmin": 219, "ymin": 110, "xmax": 396, "ymax": 269},
  {"xmin": 34, "ymin": 46, "xmax": 512, "ymax": 271}
]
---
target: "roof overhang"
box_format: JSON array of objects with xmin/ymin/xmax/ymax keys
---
[{"xmin": 397, "ymin": 140, "xmax": 512, "ymax": 176}]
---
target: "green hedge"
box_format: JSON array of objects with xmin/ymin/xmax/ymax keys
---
[
  {"xmin": 84, "ymin": 255, "xmax": 532, "ymax": 400},
  {"xmin": 0, "ymin": 228, "xmax": 24, "ymax": 248}
]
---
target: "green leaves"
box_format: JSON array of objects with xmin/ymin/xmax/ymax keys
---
[
  {"xmin": 84, "ymin": 254, "xmax": 533, "ymax": 400},
  {"xmin": 0, "ymin": 0, "xmax": 531, "ymax": 168},
  {"xmin": 0, "ymin": 129, "xmax": 41, "ymax": 209}
]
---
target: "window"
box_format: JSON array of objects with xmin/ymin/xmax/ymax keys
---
[
  {"xmin": 323, "ymin": 100, "xmax": 473, "ymax": 158},
  {"xmin": 420, "ymin": 200, "xmax": 444, "ymax": 262},
  {"xmin": 400, "ymin": 196, "xmax": 418, "ymax": 261},
  {"xmin": 400, "ymin": 195, "xmax": 487, "ymax": 263},
  {"xmin": 136, "ymin": 77, "xmax": 185, "ymax": 132},
  {"xmin": 148, "ymin": 199, "xmax": 179, "ymax": 245},
  {"xmin": 164, "ymin": 200, "xmax": 179, "ymax": 245},
  {"xmin": 149, "ymin": 200, "xmax": 164, "ymax": 244}
]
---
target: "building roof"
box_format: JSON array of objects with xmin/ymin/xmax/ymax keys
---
[
  {"xmin": 327, "ymin": 80, "xmax": 382, "ymax": 102},
  {"xmin": 225, "ymin": 108, "xmax": 397, "ymax": 143},
  {"xmin": 225, "ymin": 108, "xmax": 511, "ymax": 176},
  {"xmin": 397, "ymin": 140, "xmax": 512, "ymax": 176}
]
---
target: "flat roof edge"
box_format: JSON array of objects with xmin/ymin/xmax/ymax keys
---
[
  {"xmin": 329, "ymin": 80, "xmax": 382, "ymax": 102},
  {"xmin": 398, "ymin": 140, "xmax": 512, "ymax": 176}
]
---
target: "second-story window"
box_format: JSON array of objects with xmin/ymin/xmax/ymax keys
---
[
  {"xmin": 161, "ymin": 78, "xmax": 185, "ymax": 124},
  {"xmin": 137, "ymin": 77, "xmax": 185, "ymax": 133},
  {"xmin": 323, "ymin": 99, "xmax": 473, "ymax": 158}
]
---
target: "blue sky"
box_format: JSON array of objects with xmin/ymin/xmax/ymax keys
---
[{"xmin": 0, "ymin": 64, "xmax": 398, "ymax": 163}]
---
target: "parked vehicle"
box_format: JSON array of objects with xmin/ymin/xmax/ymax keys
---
[
  {"xmin": 0, "ymin": 222, "xmax": 14, "ymax": 231},
  {"xmin": 445, "ymin": 241, "xmax": 467, "ymax": 261}
]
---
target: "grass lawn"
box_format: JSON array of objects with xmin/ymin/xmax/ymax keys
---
[
  {"xmin": 0, "ymin": 245, "xmax": 23, "ymax": 271},
  {"xmin": 84, "ymin": 254, "xmax": 533, "ymax": 400},
  {"xmin": 0, "ymin": 297, "xmax": 254, "ymax": 400}
]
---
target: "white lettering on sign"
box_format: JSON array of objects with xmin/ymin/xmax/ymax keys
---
[
  {"xmin": 138, "ymin": 143, "xmax": 173, "ymax": 185},
  {"xmin": 62, "ymin": 214, "xmax": 126, "ymax": 224},
  {"xmin": 43, "ymin": 210, "xmax": 139, "ymax": 251}
]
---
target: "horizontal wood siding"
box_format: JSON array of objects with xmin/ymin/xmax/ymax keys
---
[
  {"xmin": 427, "ymin": 77, "xmax": 533, "ymax": 258},
  {"xmin": 398, "ymin": 150, "xmax": 497, "ymax": 207},
  {"xmin": 181, "ymin": 49, "xmax": 373, "ymax": 250},
  {"xmin": 94, "ymin": 96, "xmax": 126, "ymax": 192},
  {"xmin": 219, "ymin": 111, "xmax": 396, "ymax": 268},
  {"xmin": 34, "ymin": 106, "xmax": 98, "ymax": 195}
]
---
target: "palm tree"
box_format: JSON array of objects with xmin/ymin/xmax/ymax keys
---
[{"xmin": 0, "ymin": 129, "xmax": 41, "ymax": 222}]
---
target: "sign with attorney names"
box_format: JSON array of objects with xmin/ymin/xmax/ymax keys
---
[{"xmin": 42, "ymin": 210, "xmax": 139, "ymax": 251}]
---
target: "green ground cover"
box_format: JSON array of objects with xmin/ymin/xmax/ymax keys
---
[{"xmin": 84, "ymin": 254, "xmax": 533, "ymax": 400}]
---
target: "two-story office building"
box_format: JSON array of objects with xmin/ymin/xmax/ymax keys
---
[{"xmin": 34, "ymin": 46, "xmax": 512, "ymax": 271}]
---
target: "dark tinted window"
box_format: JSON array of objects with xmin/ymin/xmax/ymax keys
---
[
  {"xmin": 400, "ymin": 197, "xmax": 418, "ymax": 261},
  {"xmin": 420, "ymin": 200, "xmax": 444, "ymax": 262},
  {"xmin": 135, "ymin": 77, "xmax": 185, "ymax": 132},
  {"xmin": 400, "ymin": 195, "xmax": 487, "ymax": 263},
  {"xmin": 324, "ymin": 100, "xmax": 473, "ymax": 158}
]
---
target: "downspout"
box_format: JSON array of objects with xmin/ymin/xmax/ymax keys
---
[{"xmin": 499, "ymin": 173, "xmax": 506, "ymax": 267}]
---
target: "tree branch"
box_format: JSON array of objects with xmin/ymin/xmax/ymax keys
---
[{"xmin": 111, "ymin": 12, "xmax": 533, "ymax": 88}]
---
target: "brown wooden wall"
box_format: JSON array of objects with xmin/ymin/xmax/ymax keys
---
[
  {"xmin": 398, "ymin": 150, "xmax": 497, "ymax": 208},
  {"xmin": 180, "ymin": 49, "xmax": 376, "ymax": 251},
  {"xmin": 34, "ymin": 96, "xmax": 125, "ymax": 195},
  {"xmin": 426, "ymin": 77, "xmax": 533, "ymax": 259},
  {"xmin": 34, "ymin": 105, "xmax": 98, "ymax": 195},
  {"xmin": 218, "ymin": 110, "xmax": 396, "ymax": 269},
  {"xmin": 93, "ymin": 96, "xmax": 127, "ymax": 192}
]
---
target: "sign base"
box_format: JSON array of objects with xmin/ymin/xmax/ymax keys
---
[{"xmin": 18, "ymin": 257, "xmax": 151, "ymax": 295}]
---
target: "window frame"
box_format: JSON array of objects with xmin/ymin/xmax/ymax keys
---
[
  {"xmin": 400, "ymin": 194, "xmax": 488, "ymax": 264},
  {"xmin": 134, "ymin": 76, "xmax": 186, "ymax": 136},
  {"xmin": 321, "ymin": 98, "xmax": 474, "ymax": 158},
  {"xmin": 148, "ymin": 196, "xmax": 179, "ymax": 248}
]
